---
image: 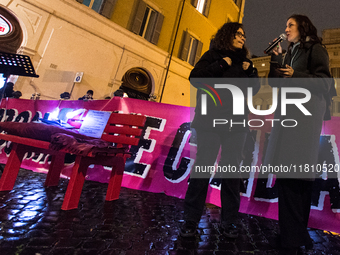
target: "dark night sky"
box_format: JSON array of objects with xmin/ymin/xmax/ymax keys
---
[{"xmin": 242, "ymin": 0, "xmax": 340, "ymax": 57}]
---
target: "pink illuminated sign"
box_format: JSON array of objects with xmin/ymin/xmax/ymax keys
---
[{"xmin": 0, "ymin": 15, "xmax": 11, "ymax": 36}]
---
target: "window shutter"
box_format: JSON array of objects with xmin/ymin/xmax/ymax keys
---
[
  {"xmin": 191, "ymin": 0, "xmax": 198, "ymax": 8},
  {"xmin": 236, "ymin": 0, "xmax": 242, "ymax": 8},
  {"xmin": 203, "ymin": 0, "xmax": 211, "ymax": 17},
  {"xmin": 100, "ymin": 0, "xmax": 117, "ymax": 19},
  {"xmin": 150, "ymin": 13, "xmax": 164, "ymax": 45},
  {"xmin": 179, "ymin": 31, "xmax": 191, "ymax": 61},
  {"xmin": 194, "ymin": 40, "xmax": 203, "ymax": 65},
  {"xmin": 131, "ymin": 0, "xmax": 147, "ymax": 34}
]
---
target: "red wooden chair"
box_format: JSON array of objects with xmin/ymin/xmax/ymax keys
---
[
  {"xmin": 0, "ymin": 112, "xmax": 146, "ymax": 210},
  {"xmin": 61, "ymin": 112, "xmax": 146, "ymax": 210},
  {"xmin": 0, "ymin": 135, "xmax": 67, "ymax": 190}
]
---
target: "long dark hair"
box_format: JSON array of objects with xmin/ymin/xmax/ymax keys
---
[
  {"xmin": 211, "ymin": 22, "xmax": 249, "ymax": 57},
  {"xmin": 288, "ymin": 14, "xmax": 322, "ymax": 48}
]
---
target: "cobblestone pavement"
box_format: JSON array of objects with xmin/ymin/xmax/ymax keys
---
[{"xmin": 0, "ymin": 169, "xmax": 339, "ymax": 255}]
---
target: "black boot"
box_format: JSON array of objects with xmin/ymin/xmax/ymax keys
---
[
  {"xmin": 221, "ymin": 223, "xmax": 239, "ymax": 239},
  {"xmin": 180, "ymin": 221, "xmax": 197, "ymax": 238}
]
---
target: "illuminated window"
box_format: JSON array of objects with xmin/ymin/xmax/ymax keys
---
[
  {"xmin": 191, "ymin": 0, "xmax": 211, "ymax": 17},
  {"xmin": 76, "ymin": 0, "xmax": 117, "ymax": 19},
  {"xmin": 131, "ymin": 1, "xmax": 164, "ymax": 45},
  {"xmin": 179, "ymin": 31, "xmax": 203, "ymax": 66},
  {"xmin": 139, "ymin": 7, "xmax": 158, "ymax": 39},
  {"xmin": 196, "ymin": 0, "xmax": 205, "ymax": 13}
]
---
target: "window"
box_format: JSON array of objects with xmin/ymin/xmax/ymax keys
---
[
  {"xmin": 179, "ymin": 31, "xmax": 203, "ymax": 66},
  {"xmin": 331, "ymin": 68, "xmax": 340, "ymax": 78},
  {"xmin": 76, "ymin": 0, "xmax": 117, "ymax": 19},
  {"xmin": 191, "ymin": 0, "xmax": 211, "ymax": 17},
  {"xmin": 131, "ymin": 1, "xmax": 164, "ymax": 45}
]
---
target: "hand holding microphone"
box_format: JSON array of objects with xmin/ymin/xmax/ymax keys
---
[
  {"xmin": 272, "ymin": 41, "xmax": 282, "ymax": 55},
  {"xmin": 264, "ymin": 33, "xmax": 287, "ymax": 54}
]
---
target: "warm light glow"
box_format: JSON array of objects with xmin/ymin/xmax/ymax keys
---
[
  {"xmin": 0, "ymin": 74, "xmax": 5, "ymax": 89},
  {"xmin": 48, "ymin": 107, "xmax": 60, "ymax": 121},
  {"xmin": 0, "ymin": 15, "xmax": 11, "ymax": 36},
  {"xmin": 324, "ymin": 230, "xmax": 340, "ymax": 236},
  {"xmin": 196, "ymin": 0, "xmax": 205, "ymax": 13},
  {"xmin": 66, "ymin": 108, "xmax": 85, "ymax": 119}
]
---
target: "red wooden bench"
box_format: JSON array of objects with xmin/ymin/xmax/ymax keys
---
[{"xmin": 0, "ymin": 112, "xmax": 146, "ymax": 210}]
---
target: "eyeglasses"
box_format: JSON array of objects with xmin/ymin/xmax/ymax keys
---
[{"xmin": 235, "ymin": 31, "xmax": 246, "ymax": 39}]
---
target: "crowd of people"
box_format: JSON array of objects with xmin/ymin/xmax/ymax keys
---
[{"xmin": 78, "ymin": 90, "xmax": 94, "ymax": 100}]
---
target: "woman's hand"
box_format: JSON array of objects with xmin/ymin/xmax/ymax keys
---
[
  {"xmin": 279, "ymin": 64, "xmax": 294, "ymax": 77},
  {"xmin": 242, "ymin": 62, "xmax": 250, "ymax": 71},
  {"xmin": 272, "ymin": 41, "xmax": 282, "ymax": 55},
  {"xmin": 223, "ymin": 57, "xmax": 232, "ymax": 66}
]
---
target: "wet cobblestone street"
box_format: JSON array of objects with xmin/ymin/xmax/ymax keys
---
[{"xmin": 0, "ymin": 169, "xmax": 339, "ymax": 255}]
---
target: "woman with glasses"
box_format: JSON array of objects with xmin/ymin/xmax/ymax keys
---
[{"xmin": 180, "ymin": 22, "xmax": 260, "ymax": 239}]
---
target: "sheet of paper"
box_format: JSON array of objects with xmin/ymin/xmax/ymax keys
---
[{"xmin": 79, "ymin": 110, "xmax": 111, "ymax": 138}]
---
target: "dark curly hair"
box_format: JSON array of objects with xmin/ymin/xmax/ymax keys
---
[
  {"xmin": 211, "ymin": 22, "xmax": 249, "ymax": 57},
  {"xmin": 287, "ymin": 14, "xmax": 322, "ymax": 49}
]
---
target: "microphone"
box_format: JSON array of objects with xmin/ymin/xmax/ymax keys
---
[{"xmin": 264, "ymin": 34, "xmax": 287, "ymax": 54}]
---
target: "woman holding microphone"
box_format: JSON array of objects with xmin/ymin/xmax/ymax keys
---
[{"xmin": 265, "ymin": 14, "xmax": 333, "ymax": 255}]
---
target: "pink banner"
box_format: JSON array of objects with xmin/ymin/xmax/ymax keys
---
[{"xmin": 0, "ymin": 98, "xmax": 339, "ymax": 233}]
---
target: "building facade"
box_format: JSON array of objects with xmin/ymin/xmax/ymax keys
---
[
  {"xmin": 324, "ymin": 28, "xmax": 340, "ymax": 116},
  {"xmin": 1, "ymin": 0, "xmax": 245, "ymax": 106}
]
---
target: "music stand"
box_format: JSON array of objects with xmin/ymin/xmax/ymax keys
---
[{"xmin": 0, "ymin": 51, "xmax": 39, "ymax": 99}]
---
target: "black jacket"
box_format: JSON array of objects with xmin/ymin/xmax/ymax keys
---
[
  {"xmin": 265, "ymin": 42, "xmax": 333, "ymax": 179},
  {"xmin": 190, "ymin": 48, "xmax": 260, "ymax": 132}
]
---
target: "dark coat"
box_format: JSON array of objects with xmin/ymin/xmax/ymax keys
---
[
  {"xmin": 264, "ymin": 42, "xmax": 332, "ymax": 179},
  {"xmin": 0, "ymin": 83, "xmax": 14, "ymax": 99},
  {"xmin": 190, "ymin": 48, "xmax": 260, "ymax": 132}
]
